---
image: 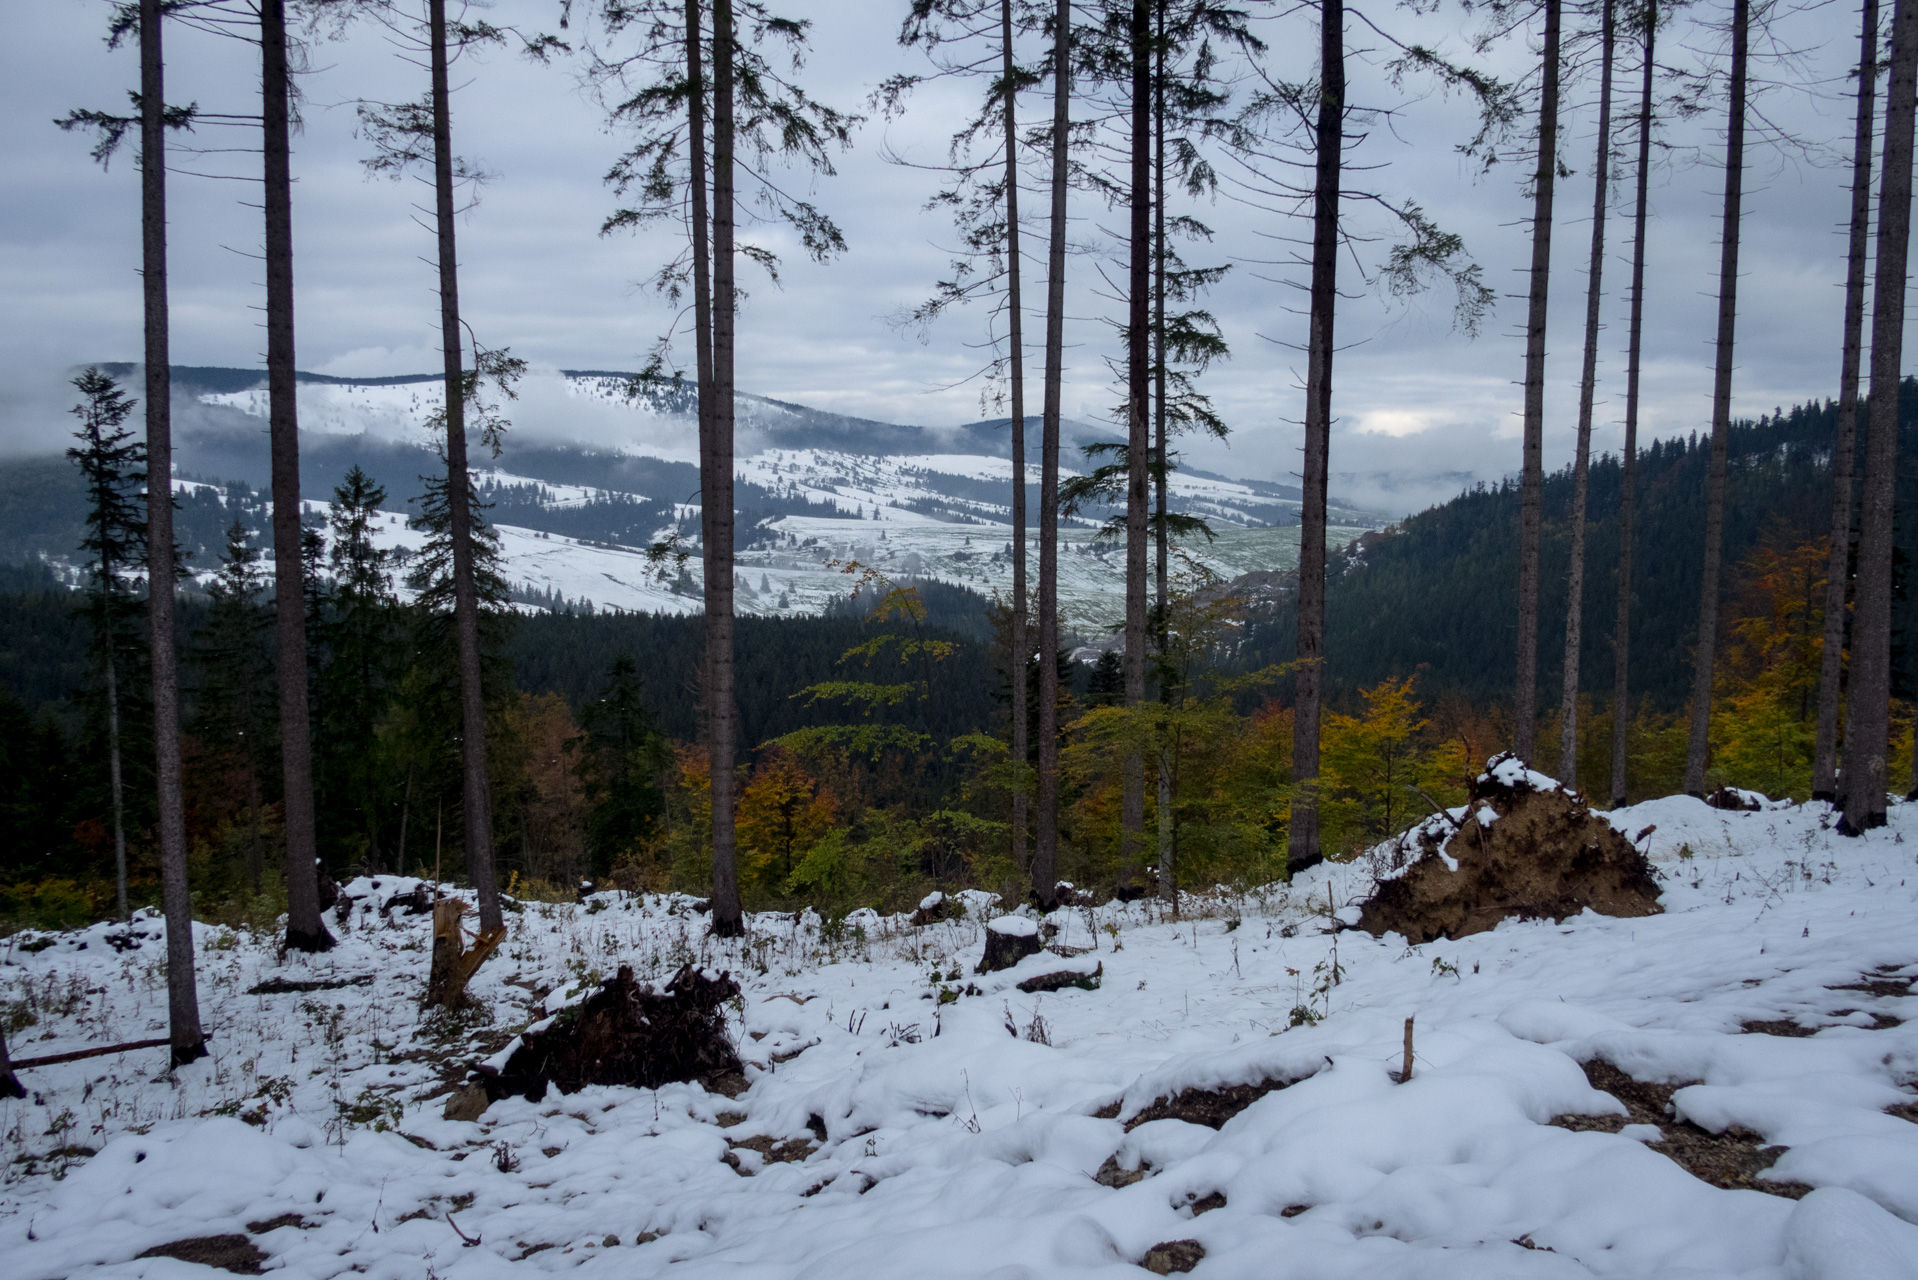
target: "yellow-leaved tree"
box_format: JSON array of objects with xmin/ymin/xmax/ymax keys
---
[{"xmin": 1319, "ymin": 676, "xmax": 1467, "ymax": 857}]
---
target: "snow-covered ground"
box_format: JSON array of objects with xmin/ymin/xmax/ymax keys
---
[{"xmin": 6, "ymin": 795, "xmax": 1916, "ymax": 1278}]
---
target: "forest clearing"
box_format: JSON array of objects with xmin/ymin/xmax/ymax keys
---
[{"xmin": 4, "ymin": 785, "xmax": 1915, "ymax": 1278}]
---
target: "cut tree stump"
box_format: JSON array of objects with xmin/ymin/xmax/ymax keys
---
[{"xmin": 977, "ymin": 916, "xmax": 1042, "ymax": 973}]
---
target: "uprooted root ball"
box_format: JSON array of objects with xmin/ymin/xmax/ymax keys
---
[
  {"xmin": 1356, "ymin": 753, "xmax": 1661, "ymax": 944},
  {"xmin": 481, "ymin": 964, "xmax": 742, "ymax": 1102}
]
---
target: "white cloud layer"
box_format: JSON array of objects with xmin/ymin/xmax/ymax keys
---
[{"xmin": 0, "ymin": 0, "xmax": 1898, "ymax": 515}]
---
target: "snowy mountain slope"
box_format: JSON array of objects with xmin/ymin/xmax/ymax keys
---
[
  {"xmin": 147, "ymin": 367, "xmax": 1387, "ymax": 625},
  {"xmin": 4, "ymin": 794, "xmax": 1916, "ymax": 1278}
]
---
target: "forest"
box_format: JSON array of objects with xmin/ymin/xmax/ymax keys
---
[{"xmin": 1, "ymin": 0, "xmax": 1914, "ymax": 1084}]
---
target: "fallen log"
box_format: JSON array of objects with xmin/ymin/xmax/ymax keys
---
[{"xmin": 13, "ymin": 1037, "xmax": 172, "ymax": 1070}]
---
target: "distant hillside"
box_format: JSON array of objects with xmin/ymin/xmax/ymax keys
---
[
  {"xmin": 1240, "ymin": 380, "xmax": 1918, "ymax": 714},
  {"xmin": 7, "ymin": 365, "xmax": 1386, "ymax": 627}
]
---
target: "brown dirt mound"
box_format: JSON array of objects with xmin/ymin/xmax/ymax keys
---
[
  {"xmin": 1124, "ymin": 1072, "xmax": 1309, "ymax": 1132},
  {"xmin": 481, "ymin": 964, "xmax": 741, "ymax": 1102},
  {"xmin": 137, "ymin": 1235, "xmax": 267, "ymax": 1275},
  {"xmin": 1551, "ymin": 1060, "xmax": 1809, "ymax": 1198},
  {"xmin": 1356, "ymin": 754, "xmax": 1661, "ymax": 944}
]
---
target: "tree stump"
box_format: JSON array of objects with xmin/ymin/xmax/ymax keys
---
[
  {"xmin": 424, "ymin": 898, "xmax": 506, "ymax": 1010},
  {"xmin": 977, "ymin": 916, "xmax": 1042, "ymax": 973}
]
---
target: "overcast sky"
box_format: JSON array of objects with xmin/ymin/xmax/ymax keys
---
[{"xmin": 0, "ymin": 0, "xmax": 1893, "ymax": 515}]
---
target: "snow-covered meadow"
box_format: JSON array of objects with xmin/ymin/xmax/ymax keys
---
[{"xmin": 4, "ymin": 795, "xmax": 1917, "ymax": 1278}]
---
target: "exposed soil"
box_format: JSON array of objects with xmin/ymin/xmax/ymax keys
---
[
  {"xmin": 136, "ymin": 1235, "xmax": 268, "ymax": 1275},
  {"xmin": 1188, "ymin": 1191, "xmax": 1226, "ymax": 1215},
  {"xmin": 246, "ymin": 976, "xmax": 374, "ymax": 995},
  {"xmin": 1356, "ymin": 755, "xmax": 1662, "ymax": 944},
  {"xmin": 1095, "ymin": 1154, "xmax": 1147, "ymax": 1188},
  {"xmin": 1125, "ymin": 1072, "xmax": 1310, "ymax": 1132},
  {"xmin": 1140, "ymin": 1240, "xmax": 1205, "ymax": 1274},
  {"xmin": 725, "ymin": 1134, "xmax": 817, "ymax": 1173},
  {"xmin": 1739, "ymin": 1019, "xmax": 1819, "ymax": 1038},
  {"xmin": 1551, "ymin": 1060, "xmax": 1810, "ymax": 1198},
  {"xmin": 243, "ymin": 1214, "xmax": 310, "ymax": 1234},
  {"xmin": 481, "ymin": 964, "xmax": 742, "ymax": 1103}
]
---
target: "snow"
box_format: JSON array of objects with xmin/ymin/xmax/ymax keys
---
[
  {"xmin": 3, "ymin": 799, "xmax": 1916, "ymax": 1278},
  {"xmin": 987, "ymin": 915, "xmax": 1039, "ymax": 938}
]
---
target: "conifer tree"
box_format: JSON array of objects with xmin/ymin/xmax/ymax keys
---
[
  {"xmin": 1812, "ymin": 0, "xmax": 1880, "ymax": 802},
  {"xmin": 887, "ymin": 0, "xmax": 1039, "ymax": 891},
  {"xmin": 56, "ymin": 0, "xmax": 206, "ymax": 1065},
  {"xmin": 316, "ymin": 467, "xmax": 400, "ymax": 869},
  {"xmin": 1035, "ymin": 0, "xmax": 1072, "ymax": 907},
  {"xmin": 1842, "ymin": 0, "xmax": 1916, "ymax": 832},
  {"xmin": 1558, "ymin": 0, "xmax": 1616, "ymax": 790},
  {"xmin": 1515, "ymin": 0, "xmax": 1562, "ymax": 765},
  {"xmin": 1682, "ymin": 0, "xmax": 1751, "ymax": 796},
  {"xmin": 589, "ymin": 0, "xmax": 851, "ymax": 933},
  {"xmin": 194, "ymin": 521, "xmax": 276, "ymax": 895},
  {"xmin": 1610, "ymin": 0, "xmax": 1658, "ymax": 807},
  {"xmin": 257, "ymin": 0, "xmax": 332, "ymax": 952},
  {"xmin": 68, "ymin": 369, "xmax": 146, "ymax": 924}
]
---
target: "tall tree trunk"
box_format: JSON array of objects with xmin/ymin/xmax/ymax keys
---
[
  {"xmin": 105, "ymin": 643, "xmax": 128, "ymax": 921},
  {"xmin": 1814, "ymin": 0, "xmax": 1880, "ymax": 802},
  {"xmin": 1034, "ymin": 0, "xmax": 1070, "ymax": 909},
  {"xmin": 1682, "ymin": 0, "xmax": 1750, "ymax": 796},
  {"xmin": 707, "ymin": 0, "xmax": 744, "ymax": 934},
  {"xmin": 1153, "ymin": 3, "xmax": 1174, "ymax": 909},
  {"xmin": 1515, "ymin": 0, "xmax": 1562, "ymax": 764},
  {"xmin": 1002, "ymin": 0, "xmax": 1031, "ymax": 882},
  {"xmin": 262, "ymin": 0, "xmax": 331, "ymax": 953},
  {"xmin": 143, "ymin": 0, "xmax": 206, "ymax": 1062},
  {"xmin": 428, "ymin": 0, "xmax": 502, "ymax": 937},
  {"xmin": 1120, "ymin": 0, "xmax": 1150, "ymax": 892},
  {"xmin": 1843, "ymin": 0, "xmax": 1916, "ymax": 832},
  {"xmin": 1611, "ymin": 0, "xmax": 1656, "ymax": 808},
  {"xmin": 1560, "ymin": 0, "xmax": 1615, "ymax": 789},
  {"xmin": 1289, "ymin": 0, "xmax": 1342, "ymax": 876}
]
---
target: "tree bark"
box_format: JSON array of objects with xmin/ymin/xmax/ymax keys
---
[
  {"xmin": 1611, "ymin": 0, "xmax": 1656, "ymax": 808},
  {"xmin": 105, "ymin": 635, "xmax": 128, "ymax": 923},
  {"xmin": 1002, "ymin": 0, "xmax": 1031, "ymax": 883},
  {"xmin": 144, "ymin": 0, "xmax": 207, "ymax": 1063},
  {"xmin": 1034, "ymin": 0, "xmax": 1070, "ymax": 909},
  {"xmin": 1843, "ymin": 0, "xmax": 1916, "ymax": 832},
  {"xmin": 1814, "ymin": 0, "xmax": 1880, "ymax": 803},
  {"xmin": 429, "ymin": 0, "xmax": 502, "ymax": 937},
  {"xmin": 1289, "ymin": 0, "xmax": 1342, "ymax": 875},
  {"xmin": 1560, "ymin": 0, "xmax": 1615, "ymax": 789},
  {"xmin": 1121, "ymin": 0, "xmax": 1151, "ymax": 892},
  {"xmin": 707, "ymin": 0, "xmax": 744, "ymax": 933},
  {"xmin": 1682, "ymin": 0, "xmax": 1750, "ymax": 796},
  {"xmin": 1515, "ymin": 0, "xmax": 1562, "ymax": 765},
  {"xmin": 262, "ymin": 0, "xmax": 332, "ymax": 954},
  {"xmin": 0, "ymin": 1029, "xmax": 22, "ymax": 1098}
]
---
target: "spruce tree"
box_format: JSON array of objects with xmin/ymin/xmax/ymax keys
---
[
  {"xmin": 1515, "ymin": 0, "xmax": 1562, "ymax": 765},
  {"xmin": 193, "ymin": 521, "xmax": 275, "ymax": 896},
  {"xmin": 1813, "ymin": 0, "xmax": 1881, "ymax": 802},
  {"xmin": 67, "ymin": 369, "xmax": 146, "ymax": 924},
  {"xmin": 316, "ymin": 467, "xmax": 400, "ymax": 871},
  {"xmin": 1610, "ymin": 0, "xmax": 1658, "ymax": 808},
  {"xmin": 1682, "ymin": 0, "xmax": 1751, "ymax": 796},
  {"xmin": 1558, "ymin": 0, "xmax": 1616, "ymax": 789},
  {"xmin": 1842, "ymin": 0, "xmax": 1916, "ymax": 832}
]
